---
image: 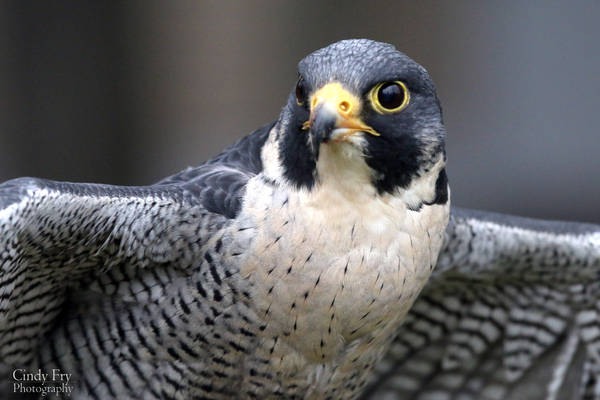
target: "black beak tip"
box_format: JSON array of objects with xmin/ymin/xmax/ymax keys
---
[{"xmin": 311, "ymin": 106, "xmax": 337, "ymax": 149}]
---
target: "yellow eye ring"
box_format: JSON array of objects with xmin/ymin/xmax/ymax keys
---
[{"xmin": 369, "ymin": 81, "xmax": 410, "ymax": 114}]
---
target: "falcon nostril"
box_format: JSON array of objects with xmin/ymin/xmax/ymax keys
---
[{"xmin": 339, "ymin": 101, "xmax": 350, "ymax": 113}]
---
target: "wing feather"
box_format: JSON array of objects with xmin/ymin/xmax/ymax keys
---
[
  {"xmin": 362, "ymin": 207, "xmax": 600, "ymax": 400},
  {"xmin": 0, "ymin": 123, "xmax": 272, "ymax": 390},
  {"xmin": 0, "ymin": 178, "xmax": 218, "ymax": 371}
]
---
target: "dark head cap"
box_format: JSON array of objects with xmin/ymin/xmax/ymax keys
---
[{"xmin": 275, "ymin": 39, "xmax": 446, "ymax": 200}]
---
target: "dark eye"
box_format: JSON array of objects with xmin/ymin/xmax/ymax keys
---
[
  {"xmin": 369, "ymin": 81, "xmax": 410, "ymax": 113},
  {"xmin": 295, "ymin": 76, "xmax": 307, "ymax": 106}
]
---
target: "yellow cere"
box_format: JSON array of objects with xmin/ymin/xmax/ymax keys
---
[
  {"xmin": 303, "ymin": 82, "xmax": 380, "ymax": 137},
  {"xmin": 310, "ymin": 82, "xmax": 361, "ymax": 118}
]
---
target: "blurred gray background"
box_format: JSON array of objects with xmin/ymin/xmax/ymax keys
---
[{"xmin": 1, "ymin": 1, "xmax": 598, "ymax": 222}]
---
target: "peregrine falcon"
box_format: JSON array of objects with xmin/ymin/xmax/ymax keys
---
[{"xmin": 0, "ymin": 39, "xmax": 598, "ymax": 400}]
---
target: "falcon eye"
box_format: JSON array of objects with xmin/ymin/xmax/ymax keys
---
[
  {"xmin": 295, "ymin": 76, "xmax": 307, "ymax": 106},
  {"xmin": 369, "ymin": 81, "xmax": 410, "ymax": 114}
]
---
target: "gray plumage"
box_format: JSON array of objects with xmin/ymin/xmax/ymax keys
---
[
  {"xmin": 362, "ymin": 209, "xmax": 600, "ymax": 400},
  {"xmin": 0, "ymin": 39, "xmax": 598, "ymax": 400}
]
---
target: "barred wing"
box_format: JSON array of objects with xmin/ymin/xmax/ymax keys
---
[
  {"xmin": 0, "ymin": 124, "xmax": 271, "ymax": 379},
  {"xmin": 0, "ymin": 178, "xmax": 228, "ymax": 379},
  {"xmin": 363, "ymin": 207, "xmax": 600, "ymax": 400}
]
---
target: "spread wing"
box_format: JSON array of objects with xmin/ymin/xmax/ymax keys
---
[
  {"xmin": 363, "ymin": 207, "xmax": 600, "ymax": 400},
  {"xmin": 0, "ymin": 124, "xmax": 271, "ymax": 386}
]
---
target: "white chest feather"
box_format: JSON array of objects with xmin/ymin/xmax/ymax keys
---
[{"xmin": 236, "ymin": 143, "xmax": 449, "ymax": 384}]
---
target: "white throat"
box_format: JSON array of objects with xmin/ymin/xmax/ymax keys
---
[
  {"xmin": 261, "ymin": 124, "xmax": 445, "ymax": 212},
  {"xmin": 314, "ymin": 140, "xmax": 376, "ymax": 199}
]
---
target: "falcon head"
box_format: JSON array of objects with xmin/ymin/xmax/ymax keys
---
[{"xmin": 265, "ymin": 39, "xmax": 447, "ymax": 209}]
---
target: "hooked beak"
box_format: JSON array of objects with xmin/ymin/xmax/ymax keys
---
[{"xmin": 301, "ymin": 82, "xmax": 378, "ymax": 157}]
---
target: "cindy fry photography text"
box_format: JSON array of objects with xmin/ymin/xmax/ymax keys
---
[{"xmin": 12, "ymin": 368, "xmax": 73, "ymax": 397}]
